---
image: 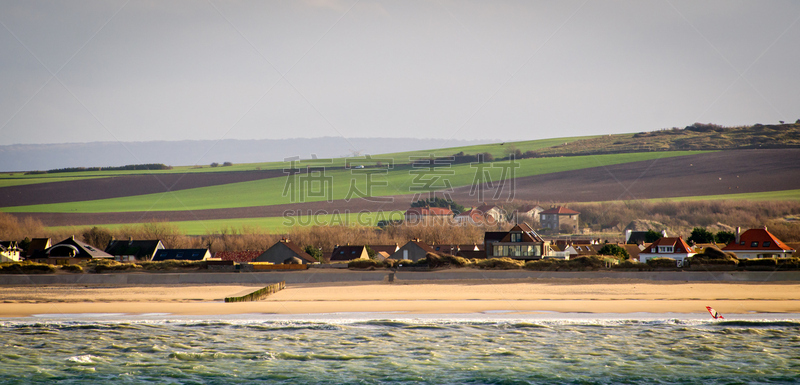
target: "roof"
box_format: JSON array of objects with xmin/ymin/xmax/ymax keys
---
[
  {"xmin": 431, "ymin": 244, "xmax": 482, "ymax": 254},
  {"xmin": 214, "ymin": 250, "xmax": 262, "ymax": 262},
  {"xmin": 475, "ymin": 204, "xmax": 499, "ymax": 213},
  {"xmin": 105, "ymin": 240, "xmax": 163, "ymax": 259},
  {"xmin": 499, "ymin": 224, "xmax": 543, "ymax": 243},
  {"xmin": 540, "ymin": 206, "xmax": 580, "ymax": 215},
  {"xmin": 516, "ymin": 205, "xmax": 543, "ymax": 213},
  {"xmin": 454, "ymin": 209, "xmax": 497, "ymax": 223},
  {"xmin": 152, "ymin": 249, "xmax": 210, "ymax": 261},
  {"xmin": 27, "ymin": 238, "xmax": 51, "ymax": 256},
  {"xmin": 269, "ymin": 240, "xmax": 317, "ymax": 264},
  {"xmin": 723, "ymin": 228, "xmax": 794, "ymax": 252},
  {"xmin": 400, "ymin": 240, "xmax": 435, "ymax": 253},
  {"xmin": 330, "ymin": 245, "xmax": 367, "ymax": 261},
  {"xmin": 405, "ymin": 207, "xmax": 453, "ymax": 216},
  {"xmin": 369, "ymin": 245, "xmax": 400, "ymax": 255},
  {"xmin": 483, "ymin": 231, "xmax": 507, "ymax": 243},
  {"xmin": 43, "ymin": 236, "xmax": 114, "ymax": 259},
  {"xmin": 641, "ymin": 237, "xmax": 694, "ymax": 254}
]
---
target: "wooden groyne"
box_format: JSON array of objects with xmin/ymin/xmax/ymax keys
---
[{"xmin": 224, "ymin": 281, "xmax": 285, "ymax": 302}]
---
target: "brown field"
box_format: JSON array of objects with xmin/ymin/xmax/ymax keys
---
[{"xmin": 6, "ymin": 149, "xmax": 800, "ymax": 227}]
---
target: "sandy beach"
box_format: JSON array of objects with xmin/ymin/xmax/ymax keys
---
[{"xmin": 1, "ymin": 277, "xmax": 799, "ymax": 317}]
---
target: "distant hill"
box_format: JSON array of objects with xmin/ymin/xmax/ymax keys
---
[
  {"xmin": 0, "ymin": 137, "xmax": 494, "ymax": 172},
  {"xmin": 528, "ymin": 122, "xmax": 800, "ymax": 157}
]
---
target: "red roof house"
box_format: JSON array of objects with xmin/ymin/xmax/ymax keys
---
[
  {"xmin": 722, "ymin": 227, "xmax": 795, "ymax": 259},
  {"xmin": 638, "ymin": 237, "xmax": 695, "ymax": 266}
]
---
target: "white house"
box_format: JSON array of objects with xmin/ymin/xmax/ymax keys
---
[
  {"xmin": 722, "ymin": 227, "xmax": 795, "ymax": 259},
  {"xmin": 638, "ymin": 237, "xmax": 696, "ymax": 267}
]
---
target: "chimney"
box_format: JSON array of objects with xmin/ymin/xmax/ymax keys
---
[
  {"xmin": 661, "ymin": 230, "xmax": 668, "ymax": 237},
  {"xmin": 735, "ymin": 227, "xmax": 741, "ymax": 244}
]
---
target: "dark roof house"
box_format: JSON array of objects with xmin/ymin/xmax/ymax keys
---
[
  {"xmin": 389, "ymin": 240, "xmax": 435, "ymax": 262},
  {"xmin": 330, "ymin": 245, "xmax": 369, "ymax": 262},
  {"xmin": 152, "ymin": 249, "xmax": 211, "ymax": 261},
  {"xmin": 256, "ymin": 239, "xmax": 317, "ymax": 264},
  {"xmin": 485, "ymin": 223, "xmax": 545, "ymax": 260},
  {"xmin": 30, "ymin": 236, "xmax": 114, "ymax": 264},
  {"xmin": 105, "ymin": 239, "xmax": 165, "ymax": 262}
]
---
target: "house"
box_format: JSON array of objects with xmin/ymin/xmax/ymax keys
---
[
  {"xmin": 475, "ymin": 204, "xmax": 504, "ymax": 222},
  {"xmin": 152, "ymin": 248, "xmax": 211, "ymax": 261},
  {"xmin": 369, "ymin": 244, "xmax": 400, "ymax": 257},
  {"xmin": 105, "ymin": 239, "xmax": 165, "ymax": 262},
  {"xmin": 330, "ymin": 245, "xmax": 369, "ymax": 262},
  {"xmin": 29, "ymin": 236, "xmax": 114, "ymax": 265},
  {"xmin": 539, "ymin": 206, "xmax": 580, "ymax": 233},
  {"xmin": 638, "ymin": 237, "xmax": 696, "ymax": 266},
  {"xmin": 26, "ymin": 237, "xmax": 51, "ymax": 258},
  {"xmin": 453, "ymin": 208, "xmax": 498, "ymax": 225},
  {"xmin": 722, "ymin": 226, "xmax": 795, "ymax": 259},
  {"xmin": 404, "ymin": 207, "xmax": 453, "ymax": 222},
  {"xmin": 512, "ymin": 205, "xmax": 544, "ymax": 224},
  {"xmin": 625, "ymin": 230, "xmax": 667, "ymax": 245},
  {"xmin": 0, "ymin": 241, "xmax": 22, "ymax": 262},
  {"xmin": 484, "ymin": 223, "xmax": 545, "ymax": 260},
  {"xmin": 390, "ymin": 240, "xmax": 435, "ymax": 262},
  {"xmin": 256, "ymin": 239, "xmax": 317, "ymax": 264},
  {"xmin": 214, "ymin": 250, "xmax": 263, "ymax": 263}
]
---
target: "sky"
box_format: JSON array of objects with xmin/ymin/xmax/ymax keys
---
[{"xmin": 1, "ymin": 0, "xmax": 799, "ymax": 146}]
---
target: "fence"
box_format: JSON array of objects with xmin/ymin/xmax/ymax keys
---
[{"xmin": 224, "ymin": 281, "xmax": 286, "ymax": 302}]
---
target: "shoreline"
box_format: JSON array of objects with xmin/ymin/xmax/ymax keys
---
[{"xmin": 2, "ymin": 278, "xmax": 800, "ymax": 318}]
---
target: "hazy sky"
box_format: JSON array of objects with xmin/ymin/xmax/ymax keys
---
[{"xmin": 1, "ymin": 0, "xmax": 798, "ymax": 146}]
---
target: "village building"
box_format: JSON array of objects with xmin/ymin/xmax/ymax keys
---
[
  {"xmin": 214, "ymin": 250, "xmax": 263, "ymax": 263},
  {"xmin": 330, "ymin": 245, "xmax": 369, "ymax": 262},
  {"xmin": 453, "ymin": 208, "xmax": 498, "ymax": 225},
  {"xmin": 26, "ymin": 238, "xmax": 51, "ymax": 259},
  {"xmin": 390, "ymin": 240, "xmax": 435, "ymax": 262},
  {"xmin": 29, "ymin": 236, "xmax": 114, "ymax": 265},
  {"xmin": 638, "ymin": 237, "xmax": 696, "ymax": 267},
  {"xmin": 539, "ymin": 206, "xmax": 580, "ymax": 233},
  {"xmin": 256, "ymin": 239, "xmax": 318, "ymax": 264},
  {"xmin": 0, "ymin": 241, "xmax": 22, "ymax": 262},
  {"xmin": 511, "ymin": 205, "xmax": 544, "ymax": 224},
  {"xmin": 152, "ymin": 248, "xmax": 212, "ymax": 262},
  {"xmin": 105, "ymin": 239, "xmax": 165, "ymax": 262},
  {"xmin": 484, "ymin": 223, "xmax": 545, "ymax": 260},
  {"xmin": 722, "ymin": 227, "xmax": 795, "ymax": 259}
]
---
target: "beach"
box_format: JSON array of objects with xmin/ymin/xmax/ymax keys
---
[{"xmin": 1, "ymin": 277, "xmax": 799, "ymax": 317}]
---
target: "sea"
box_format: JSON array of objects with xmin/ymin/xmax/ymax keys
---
[{"xmin": 1, "ymin": 312, "xmax": 799, "ymax": 384}]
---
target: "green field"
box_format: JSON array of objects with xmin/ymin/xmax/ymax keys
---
[
  {"xmin": 2, "ymin": 151, "xmax": 707, "ymax": 213},
  {"xmin": 650, "ymin": 189, "xmax": 800, "ymax": 202},
  {"xmin": 46, "ymin": 211, "xmax": 405, "ymax": 235},
  {"xmin": 0, "ymin": 135, "xmax": 598, "ymax": 187}
]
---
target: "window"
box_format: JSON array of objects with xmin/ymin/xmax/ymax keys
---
[
  {"xmin": 541, "ymin": 214, "xmax": 546, "ymax": 220},
  {"xmin": 511, "ymin": 233, "xmax": 521, "ymax": 242},
  {"xmin": 657, "ymin": 246, "xmax": 673, "ymax": 253},
  {"xmin": 751, "ymin": 241, "xmax": 759, "ymax": 247},
  {"xmin": 763, "ymin": 241, "xmax": 771, "ymax": 247}
]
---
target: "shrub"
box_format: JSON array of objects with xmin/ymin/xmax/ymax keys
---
[
  {"xmin": 776, "ymin": 258, "xmax": 800, "ymax": 270},
  {"xmin": 567, "ymin": 255, "xmax": 607, "ymax": 270},
  {"xmin": 739, "ymin": 258, "xmax": 777, "ymax": 270},
  {"xmin": 524, "ymin": 258, "xmax": 565, "ymax": 271},
  {"xmin": 94, "ymin": 262, "xmax": 142, "ymax": 273},
  {"xmin": 0, "ymin": 262, "xmax": 56, "ymax": 274},
  {"xmin": 140, "ymin": 260, "xmax": 203, "ymax": 270},
  {"xmin": 476, "ymin": 257, "xmax": 523, "ymax": 270},
  {"xmin": 59, "ymin": 264, "xmax": 83, "ymax": 273},
  {"xmin": 424, "ymin": 253, "xmax": 472, "ymax": 268},
  {"xmin": 612, "ymin": 259, "xmax": 650, "ymax": 270},
  {"xmin": 383, "ymin": 258, "xmax": 401, "ymax": 268},
  {"xmin": 348, "ymin": 259, "xmax": 383, "ymax": 269},
  {"xmin": 222, "ymin": 161, "xmax": 233, "ymax": 167},
  {"xmin": 210, "ymin": 162, "xmax": 219, "ymax": 167},
  {"xmin": 596, "ymin": 244, "xmax": 630, "ymax": 260},
  {"xmin": 646, "ymin": 257, "xmax": 678, "ymax": 269}
]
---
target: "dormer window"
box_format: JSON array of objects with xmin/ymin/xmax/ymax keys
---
[
  {"xmin": 751, "ymin": 242, "xmax": 758, "ymax": 247},
  {"xmin": 511, "ymin": 233, "xmax": 521, "ymax": 242},
  {"xmin": 763, "ymin": 241, "xmax": 771, "ymax": 247}
]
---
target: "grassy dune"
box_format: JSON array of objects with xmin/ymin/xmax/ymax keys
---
[{"xmin": 2, "ymin": 151, "xmax": 705, "ymax": 213}]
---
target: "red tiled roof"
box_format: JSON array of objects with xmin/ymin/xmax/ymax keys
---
[
  {"xmin": 722, "ymin": 228, "xmax": 794, "ymax": 252},
  {"xmin": 642, "ymin": 237, "xmax": 694, "ymax": 254},
  {"xmin": 405, "ymin": 207, "xmax": 453, "ymax": 216},
  {"xmin": 540, "ymin": 206, "xmax": 580, "ymax": 215},
  {"xmin": 214, "ymin": 250, "xmax": 263, "ymax": 262},
  {"xmin": 455, "ymin": 209, "xmax": 496, "ymax": 223}
]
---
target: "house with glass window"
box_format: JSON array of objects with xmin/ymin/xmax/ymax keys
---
[
  {"xmin": 638, "ymin": 237, "xmax": 695, "ymax": 266},
  {"xmin": 722, "ymin": 227, "xmax": 795, "ymax": 259},
  {"xmin": 483, "ymin": 223, "xmax": 545, "ymax": 260},
  {"xmin": 539, "ymin": 206, "xmax": 580, "ymax": 233}
]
